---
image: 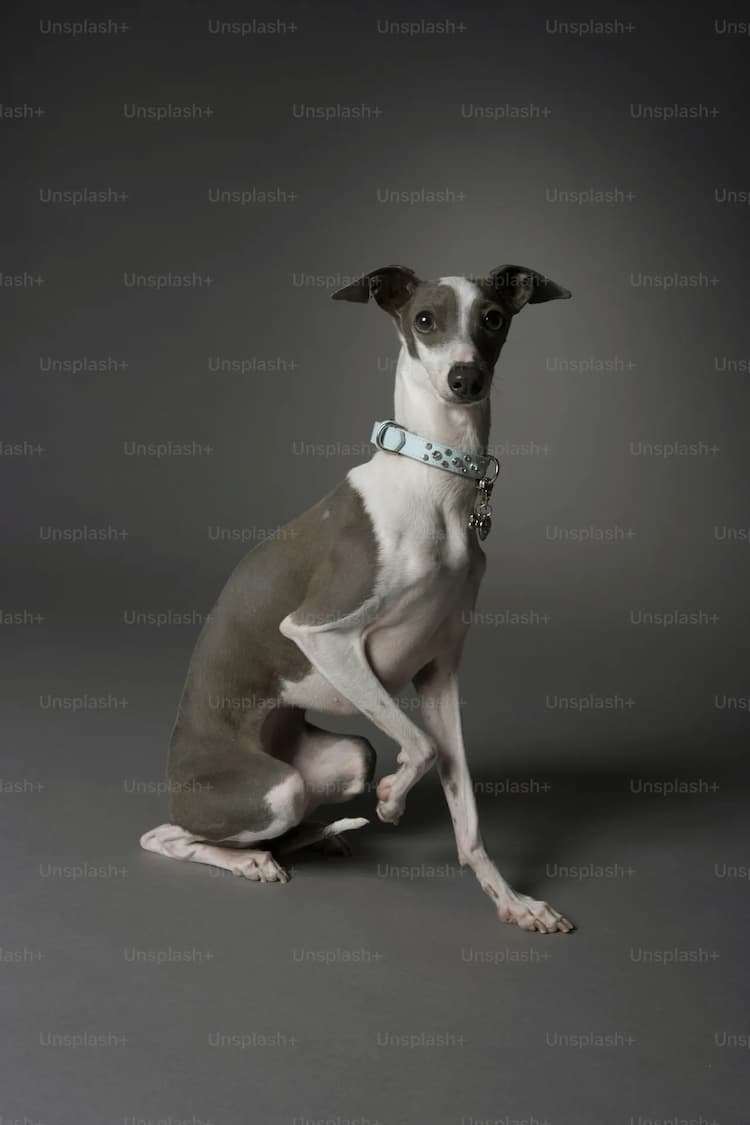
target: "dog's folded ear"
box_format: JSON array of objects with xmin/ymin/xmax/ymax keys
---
[
  {"xmin": 488, "ymin": 265, "xmax": 572, "ymax": 313},
  {"xmin": 332, "ymin": 265, "xmax": 420, "ymax": 315}
]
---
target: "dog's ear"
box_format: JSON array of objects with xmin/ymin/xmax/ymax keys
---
[
  {"xmin": 488, "ymin": 264, "xmax": 572, "ymax": 314},
  {"xmin": 332, "ymin": 265, "xmax": 420, "ymax": 315}
]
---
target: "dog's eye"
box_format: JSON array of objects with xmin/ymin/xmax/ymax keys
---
[
  {"xmin": 481, "ymin": 308, "xmax": 505, "ymax": 331},
  {"xmin": 414, "ymin": 310, "xmax": 435, "ymax": 333}
]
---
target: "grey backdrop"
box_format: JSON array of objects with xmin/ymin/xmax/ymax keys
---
[{"xmin": 2, "ymin": 2, "xmax": 749, "ymax": 1123}]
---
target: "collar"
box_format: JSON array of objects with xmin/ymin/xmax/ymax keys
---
[
  {"xmin": 369, "ymin": 419, "xmax": 500, "ymax": 540},
  {"xmin": 370, "ymin": 419, "xmax": 499, "ymax": 484}
]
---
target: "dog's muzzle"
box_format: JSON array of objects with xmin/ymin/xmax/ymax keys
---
[{"xmin": 447, "ymin": 363, "xmax": 488, "ymax": 403}]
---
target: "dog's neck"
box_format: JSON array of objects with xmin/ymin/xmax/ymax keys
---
[{"xmin": 393, "ymin": 347, "xmax": 491, "ymax": 456}]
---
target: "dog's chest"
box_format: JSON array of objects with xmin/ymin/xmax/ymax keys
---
[
  {"xmin": 364, "ymin": 533, "xmax": 470, "ymax": 688},
  {"xmin": 278, "ymin": 459, "xmax": 479, "ymax": 711},
  {"xmin": 360, "ymin": 459, "xmax": 477, "ymax": 672},
  {"xmin": 283, "ymin": 544, "xmax": 470, "ymax": 715},
  {"xmin": 281, "ymin": 466, "xmax": 477, "ymax": 715}
]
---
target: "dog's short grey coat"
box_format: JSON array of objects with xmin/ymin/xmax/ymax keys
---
[{"xmin": 168, "ymin": 479, "xmax": 378, "ymax": 839}]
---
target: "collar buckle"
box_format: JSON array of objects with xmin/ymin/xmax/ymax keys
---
[{"xmin": 372, "ymin": 420, "xmax": 406, "ymax": 453}]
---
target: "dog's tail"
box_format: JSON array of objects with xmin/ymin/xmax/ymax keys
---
[{"xmin": 275, "ymin": 817, "xmax": 369, "ymax": 855}]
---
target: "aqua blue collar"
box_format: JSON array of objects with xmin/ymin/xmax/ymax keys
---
[{"xmin": 370, "ymin": 419, "xmax": 499, "ymax": 483}]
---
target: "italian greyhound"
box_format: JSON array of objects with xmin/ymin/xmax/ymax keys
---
[{"xmin": 141, "ymin": 264, "xmax": 574, "ymax": 933}]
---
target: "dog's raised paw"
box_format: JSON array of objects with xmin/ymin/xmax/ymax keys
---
[
  {"xmin": 376, "ymin": 805, "xmax": 400, "ymax": 825},
  {"xmin": 498, "ymin": 894, "xmax": 574, "ymax": 934},
  {"xmin": 376, "ymin": 774, "xmax": 394, "ymax": 802},
  {"xmin": 376, "ymin": 775, "xmax": 402, "ymax": 824},
  {"xmin": 376, "ymin": 799, "xmax": 401, "ymax": 825}
]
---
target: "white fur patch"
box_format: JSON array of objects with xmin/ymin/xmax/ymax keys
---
[
  {"xmin": 225, "ymin": 772, "xmax": 306, "ymax": 843},
  {"xmin": 438, "ymin": 275, "xmax": 482, "ymax": 339}
]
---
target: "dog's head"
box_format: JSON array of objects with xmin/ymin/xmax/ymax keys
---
[{"xmin": 332, "ymin": 265, "xmax": 571, "ymax": 405}]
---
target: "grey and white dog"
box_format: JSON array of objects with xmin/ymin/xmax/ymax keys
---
[{"xmin": 142, "ymin": 264, "xmax": 574, "ymax": 933}]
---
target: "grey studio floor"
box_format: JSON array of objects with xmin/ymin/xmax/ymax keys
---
[{"xmin": 2, "ymin": 628, "xmax": 748, "ymax": 1125}]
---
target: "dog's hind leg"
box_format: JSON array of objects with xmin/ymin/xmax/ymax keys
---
[
  {"xmin": 141, "ymin": 746, "xmax": 308, "ymax": 881},
  {"xmin": 262, "ymin": 722, "xmax": 374, "ymax": 856},
  {"xmin": 140, "ymin": 824, "xmax": 290, "ymax": 882},
  {"xmin": 283, "ymin": 721, "xmax": 376, "ymax": 810}
]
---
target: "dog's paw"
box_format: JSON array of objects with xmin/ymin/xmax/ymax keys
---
[
  {"xmin": 375, "ymin": 774, "xmax": 403, "ymax": 824},
  {"xmin": 229, "ymin": 850, "xmax": 290, "ymax": 883},
  {"xmin": 497, "ymin": 893, "xmax": 574, "ymax": 934},
  {"xmin": 376, "ymin": 801, "xmax": 401, "ymax": 825}
]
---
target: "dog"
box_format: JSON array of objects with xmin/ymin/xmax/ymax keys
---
[{"xmin": 141, "ymin": 263, "xmax": 574, "ymax": 933}]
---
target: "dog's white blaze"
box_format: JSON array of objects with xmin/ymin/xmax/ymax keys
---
[
  {"xmin": 438, "ymin": 275, "xmax": 481, "ymax": 339},
  {"xmin": 415, "ymin": 337, "xmax": 474, "ymax": 372},
  {"xmin": 411, "ymin": 276, "xmax": 482, "ymax": 386}
]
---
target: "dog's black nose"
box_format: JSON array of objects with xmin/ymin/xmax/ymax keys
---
[{"xmin": 448, "ymin": 363, "xmax": 486, "ymax": 401}]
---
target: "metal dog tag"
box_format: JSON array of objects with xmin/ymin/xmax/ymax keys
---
[
  {"xmin": 476, "ymin": 513, "xmax": 492, "ymax": 540},
  {"xmin": 469, "ymin": 477, "xmax": 495, "ymax": 540}
]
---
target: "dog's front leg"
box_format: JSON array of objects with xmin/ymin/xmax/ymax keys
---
[
  {"xmin": 280, "ymin": 619, "xmax": 436, "ymax": 824},
  {"xmin": 414, "ymin": 659, "xmax": 574, "ymax": 933}
]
